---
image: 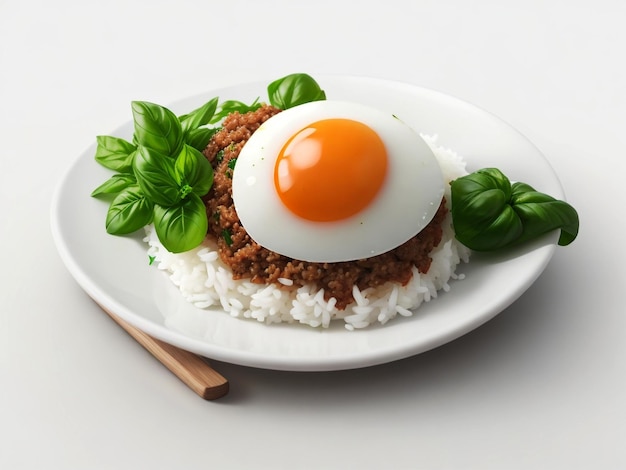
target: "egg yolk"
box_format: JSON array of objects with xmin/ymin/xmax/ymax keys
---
[{"xmin": 274, "ymin": 119, "xmax": 388, "ymax": 222}]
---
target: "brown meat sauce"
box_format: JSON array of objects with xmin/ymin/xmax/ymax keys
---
[{"xmin": 202, "ymin": 105, "xmax": 447, "ymax": 309}]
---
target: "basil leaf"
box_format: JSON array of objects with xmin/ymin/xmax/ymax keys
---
[
  {"xmin": 185, "ymin": 127, "xmax": 219, "ymax": 151},
  {"xmin": 452, "ymin": 189, "xmax": 523, "ymax": 250},
  {"xmin": 267, "ymin": 73, "xmax": 326, "ymax": 109},
  {"xmin": 133, "ymin": 145, "xmax": 181, "ymax": 206},
  {"xmin": 91, "ymin": 173, "xmax": 136, "ymax": 197},
  {"xmin": 510, "ymin": 183, "xmax": 579, "ymax": 246},
  {"xmin": 450, "ymin": 168, "xmax": 579, "ymax": 251},
  {"xmin": 179, "ymin": 97, "xmax": 218, "ymax": 134},
  {"xmin": 153, "ymin": 194, "xmax": 208, "ymax": 253},
  {"xmin": 210, "ymin": 99, "xmax": 262, "ymax": 124},
  {"xmin": 174, "ymin": 144, "xmax": 214, "ymax": 197},
  {"xmin": 94, "ymin": 136, "xmax": 136, "ymax": 172},
  {"xmin": 105, "ymin": 185, "xmax": 154, "ymax": 235},
  {"xmin": 131, "ymin": 101, "xmax": 183, "ymax": 156}
]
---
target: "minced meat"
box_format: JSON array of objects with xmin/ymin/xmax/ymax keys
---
[{"xmin": 202, "ymin": 104, "xmax": 447, "ymax": 309}]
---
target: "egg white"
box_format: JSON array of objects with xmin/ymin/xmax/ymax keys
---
[{"xmin": 232, "ymin": 100, "xmax": 445, "ymax": 263}]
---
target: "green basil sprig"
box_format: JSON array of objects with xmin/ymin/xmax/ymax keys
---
[
  {"xmin": 92, "ymin": 73, "xmax": 326, "ymax": 253},
  {"xmin": 92, "ymin": 100, "xmax": 218, "ymax": 253},
  {"xmin": 450, "ymin": 168, "xmax": 579, "ymax": 251},
  {"xmin": 211, "ymin": 98, "xmax": 262, "ymax": 123},
  {"xmin": 267, "ymin": 73, "xmax": 326, "ymax": 109}
]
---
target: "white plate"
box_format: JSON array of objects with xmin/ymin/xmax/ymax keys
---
[{"xmin": 50, "ymin": 75, "xmax": 563, "ymax": 371}]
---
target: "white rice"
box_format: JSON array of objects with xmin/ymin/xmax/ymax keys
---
[{"xmin": 144, "ymin": 135, "xmax": 471, "ymax": 330}]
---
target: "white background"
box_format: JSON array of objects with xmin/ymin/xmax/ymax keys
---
[{"xmin": 2, "ymin": 0, "xmax": 625, "ymax": 468}]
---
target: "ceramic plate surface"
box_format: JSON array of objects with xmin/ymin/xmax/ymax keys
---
[{"xmin": 51, "ymin": 75, "xmax": 562, "ymax": 371}]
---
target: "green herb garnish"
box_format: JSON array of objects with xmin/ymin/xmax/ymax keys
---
[
  {"xmin": 92, "ymin": 100, "xmax": 217, "ymax": 253},
  {"xmin": 215, "ymin": 149, "xmax": 225, "ymax": 163},
  {"xmin": 211, "ymin": 98, "xmax": 262, "ymax": 123},
  {"xmin": 222, "ymin": 228, "xmax": 233, "ymax": 246},
  {"xmin": 267, "ymin": 73, "xmax": 326, "ymax": 109},
  {"xmin": 450, "ymin": 168, "xmax": 579, "ymax": 251},
  {"xmin": 91, "ymin": 73, "xmax": 327, "ymax": 254},
  {"xmin": 225, "ymin": 157, "xmax": 237, "ymax": 178}
]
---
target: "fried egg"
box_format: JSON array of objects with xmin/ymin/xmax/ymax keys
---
[{"xmin": 232, "ymin": 100, "xmax": 444, "ymax": 262}]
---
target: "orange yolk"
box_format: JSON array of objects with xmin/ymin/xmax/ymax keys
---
[{"xmin": 273, "ymin": 118, "xmax": 389, "ymax": 222}]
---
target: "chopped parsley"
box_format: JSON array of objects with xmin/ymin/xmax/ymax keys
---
[
  {"xmin": 216, "ymin": 149, "xmax": 225, "ymax": 163},
  {"xmin": 222, "ymin": 228, "xmax": 233, "ymax": 246},
  {"xmin": 225, "ymin": 158, "xmax": 236, "ymax": 178}
]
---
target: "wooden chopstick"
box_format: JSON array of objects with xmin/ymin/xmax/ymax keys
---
[{"xmin": 98, "ymin": 303, "xmax": 229, "ymax": 400}]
